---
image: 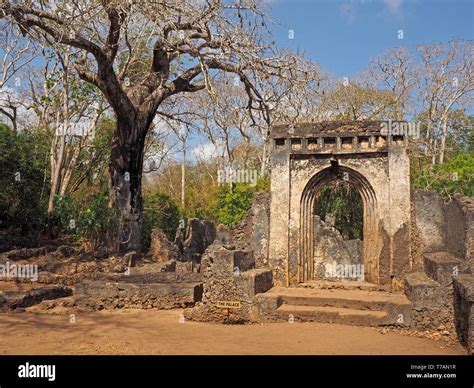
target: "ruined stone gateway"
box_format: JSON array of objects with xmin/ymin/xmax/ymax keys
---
[
  {"xmin": 187, "ymin": 120, "xmax": 473, "ymax": 354},
  {"xmin": 269, "ymin": 121, "xmax": 411, "ymax": 286}
]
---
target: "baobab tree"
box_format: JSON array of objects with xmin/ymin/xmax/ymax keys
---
[{"xmin": 1, "ymin": 0, "xmax": 306, "ymax": 253}]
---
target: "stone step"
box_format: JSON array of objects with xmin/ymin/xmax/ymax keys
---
[
  {"xmin": 274, "ymin": 304, "xmax": 387, "ymax": 327},
  {"xmin": 297, "ymin": 280, "xmax": 389, "ymax": 292},
  {"xmin": 256, "ymin": 286, "xmax": 412, "ymax": 326},
  {"xmin": 241, "ymin": 268, "xmax": 273, "ymax": 297},
  {"xmin": 261, "ymin": 286, "xmax": 410, "ymax": 311},
  {"xmin": 423, "ymin": 251, "xmax": 462, "ymax": 286},
  {"xmin": 404, "ymin": 271, "xmax": 444, "ymax": 310}
]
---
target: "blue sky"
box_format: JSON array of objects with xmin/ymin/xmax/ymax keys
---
[
  {"xmin": 268, "ymin": 0, "xmax": 474, "ymax": 76},
  {"xmin": 188, "ymin": 0, "xmax": 473, "ymax": 161}
]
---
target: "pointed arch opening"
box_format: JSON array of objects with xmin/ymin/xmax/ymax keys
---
[{"xmin": 299, "ymin": 161, "xmax": 379, "ymax": 283}]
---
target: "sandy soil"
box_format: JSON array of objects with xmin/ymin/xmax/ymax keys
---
[{"xmin": 0, "ymin": 309, "xmax": 466, "ymax": 355}]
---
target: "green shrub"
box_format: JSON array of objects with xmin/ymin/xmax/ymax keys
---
[
  {"xmin": 215, "ymin": 177, "xmax": 269, "ymax": 226},
  {"xmin": 142, "ymin": 193, "xmax": 180, "ymax": 248},
  {"xmin": 76, "ymin": 193, "xmax": 118, "ymax": 249},
  {"xmin": 0, "ymin": 124, "xmax": 50, "ymax": 232},
  {"xmin": 51, "ymin": 192, "xmax": 117, "ymax": 249},
  {"xmin": 412, "ymin": 153, "xmax": 474, "ymax": 197}
]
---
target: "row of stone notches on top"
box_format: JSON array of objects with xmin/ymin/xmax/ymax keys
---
[{"xmin": 273, "ymin": 134, "xmax": 407, "ymax": 152}]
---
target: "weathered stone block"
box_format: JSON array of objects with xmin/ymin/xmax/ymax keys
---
[
  {"xmin": 404, "ymin": 271, "xmax": 442, "ymax": 310},
  {"xmin": 212, "ymin": 250, "xmax": 255, "ymax": 274},
  {"xmin": 424, "ymin": 252, "xmax": 461, "ymax": 287},
  {"xmin": 149, "ymin": 229, "xmax": 179, "ymax": 262},
  {"xmin": 187, "ymin": 248, "xmax": 272, "ymax": 323}
]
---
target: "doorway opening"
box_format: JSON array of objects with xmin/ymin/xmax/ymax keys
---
[{"xmin": 313, "ymin": 180, "xmax": 364, "ymax": 280}]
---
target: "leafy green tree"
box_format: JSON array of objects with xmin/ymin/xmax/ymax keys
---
[
  {"xmin": 142, "ymin": 194, "xmax": 180, "ymax": 249},
  {"xmin": 216, "ymin": 178, "xmax": 270, "ymax": 226},
  {"xmin": 0, "ymin": 124, "xmax": 50, "ymax": 233},
  {"xmin": 412, "ymin": 153, "xmax": 474, "ymax": 197}
]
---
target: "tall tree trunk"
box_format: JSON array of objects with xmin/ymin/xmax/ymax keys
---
[
  {"xmin": 108, "ymin": 117, "xmax": 147, "ymax": 254},
  {"xmin": 438, "ymin": 119, "xmax": 448, "ymax": 164},
  {"xmin": 431, "ymin": 138, "xmax": 438, "ymax": 165},
  {"xmin": 260, "ymin": 134, "xmax": 270, "ymax": 177},
  {"xmin": 181, "ymin": 137, "xmax": 186, "ymax": 208},
  {"xmin": 48, "ymin": 55, "xmax": 70, "ymax": 213},
  {"xmin": 48, "ymin": 110, "xmax": 67, "ymax": 213}
]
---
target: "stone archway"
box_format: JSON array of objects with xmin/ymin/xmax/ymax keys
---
[
  {"xmin": 299, "ymin": 162, "xmax": 378, "ymax": 283},
  {"xmin": 268, "ymin": 121, "xmax": 412, "ymax": 287}
]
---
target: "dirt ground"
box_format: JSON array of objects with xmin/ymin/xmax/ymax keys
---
[{"xmin": 0, "ymin": 308, "xmax": 466, "ymax": 355}]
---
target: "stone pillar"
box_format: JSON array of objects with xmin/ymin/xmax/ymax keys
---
[
  {"xmin": 388, "ymin": 146, "xmax": 412, "ymax": 281},
  {"xmin": 269, "ymin": 145, "xmax": 290, "ymax": 286}
]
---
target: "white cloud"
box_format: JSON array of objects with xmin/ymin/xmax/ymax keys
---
[
  {"xmin": 383, "ymin": 0, "xmax": 403, "ymax": 13},
  {"xmin": 339, "ymin": 0, "xmax": 405, "ymax": 23},
  {"xmin": 191, "ymin": 141, "xmax": 224, "ymax": 162}
]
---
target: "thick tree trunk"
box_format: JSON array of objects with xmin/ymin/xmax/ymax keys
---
[{"xmin": 109, "ymin": 117, "xmax": 147, "ymax": 254}]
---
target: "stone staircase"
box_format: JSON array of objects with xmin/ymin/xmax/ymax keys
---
[{"xmin": 256, "ymin": 280, "xmax": 412, "ymax": 327}]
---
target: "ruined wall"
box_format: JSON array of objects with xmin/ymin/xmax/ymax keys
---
[
  {"xmin": 216, "ymin": 192, "xmax": 270, "ymax": 268},
  {"xmin": 453, "ymin": 274, "xmax": 474, "ymax": 354},
  {"xmin": 313, "ymin": 216, "xmax": 362, "ymax": 279},
  {"xmin": 413, "ymin": 190, "xmax": 446, "ymax": 254},
  {"xmin": 445, "ymin": 195, "xmax": 474, "ymax": 272},
  {"xmin": 412, "ymin": 191, "xmax": 473, "ymax": 273},
  {"xmin": 186, "ymin": 246, "xmax": 273, "ymax": 323},
  {"xmin": 150, "ymin": 219, "xmax": 216, "ymax": 271},
  {"xmin": 406, "ymin": 190, "xmax": 473, "ymax": 342}
]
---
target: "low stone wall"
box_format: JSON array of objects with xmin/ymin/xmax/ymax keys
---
[
  {"xmin": 0, "ymin": 286, "xmax": 73, "ymax": 311},
  {"xmin": 74, "ymin": 272, "xmax": 203, "ymax": 310}
]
